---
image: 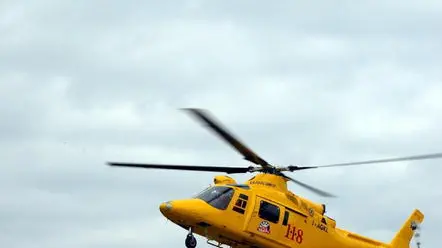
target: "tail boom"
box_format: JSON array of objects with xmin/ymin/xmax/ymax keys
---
[{"xmin": 390, "ymin": 209, "xmax": 424, "ymax": 248}]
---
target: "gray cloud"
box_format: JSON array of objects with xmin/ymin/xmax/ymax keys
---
[{"xmin": 1, "ymin": 1, "xmax": 442, "ymax": 247}]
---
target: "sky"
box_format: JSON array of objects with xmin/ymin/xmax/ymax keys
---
[{"xmin": 1, "ymin": 0, "xmax": 442, "ymax": 247}]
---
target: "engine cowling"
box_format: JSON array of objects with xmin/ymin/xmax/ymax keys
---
[
  {"xmin": 298, "ymin": 196, "xmax": 326, "ymax": 215},
  {"xmin": 285, "ymin": 191, "xmax": 326, "ymax": 215},
  {"xmin": 213, "ymin": 175, "xmax": 237, "ymax": 185}
]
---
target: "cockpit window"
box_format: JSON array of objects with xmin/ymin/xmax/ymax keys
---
[{"xmin": 195, "ymin": 186, "xmax": 234, "ymax": 210}]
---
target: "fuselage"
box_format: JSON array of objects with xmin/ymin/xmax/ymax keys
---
[{"xmin": 159, "ymin": 173, "xmax": 389, "ymax": 248}]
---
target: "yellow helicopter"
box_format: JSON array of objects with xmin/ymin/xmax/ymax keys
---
[{"xmin": 107, "ymin": 108, "xmax": 440, "ymax": 248}]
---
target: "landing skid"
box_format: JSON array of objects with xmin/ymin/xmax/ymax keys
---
[{"xmin": 207, "ymin": 239, "xmax": 231, "ymax": 248}]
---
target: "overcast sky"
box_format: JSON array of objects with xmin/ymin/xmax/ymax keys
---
[{"xmin": 1, "ymin": 1, "xmax": 442, "ymax": 247}]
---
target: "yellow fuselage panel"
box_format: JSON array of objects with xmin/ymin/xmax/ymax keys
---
[{"xmin": 159, "ymin": 173, "xmax": 389, "ymax": 248}]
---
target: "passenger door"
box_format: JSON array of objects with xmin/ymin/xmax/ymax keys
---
[
  {"xmin": 246, "ymin": 196, "xmax": 282, "ymax": 240},
  {"xmin": 281, "ymin": 207, "xmax": 308, "ymax": 245}
]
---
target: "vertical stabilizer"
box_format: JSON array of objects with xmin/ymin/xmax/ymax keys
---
[{"xmin": 390, "ymin": 209, "xmax": 424, "ymax": 248}]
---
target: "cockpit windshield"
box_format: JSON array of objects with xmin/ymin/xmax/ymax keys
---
[{"xmin": 194, "ymin": 186, "xmax": 234, "ymax": 210}]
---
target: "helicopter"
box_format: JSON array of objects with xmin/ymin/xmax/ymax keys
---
[{"xmin": 107, "ymin": 108, "xmax": 440, "ymax": 248}]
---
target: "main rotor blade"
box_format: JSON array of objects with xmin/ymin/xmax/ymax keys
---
[
  {"xmin": 281, "ymin": 173, "xmax": 336, "ymax": 197},
  {"xmin": 289, "ymin": 152, "xmax": 442, "ymax": 171},
  {"xmin": 107, "ymin": 162, "xmax": 253, "ymax": 174},
  {"xmin": 182, "ymin": 108, "xmax": 271, "ymax": 168}
]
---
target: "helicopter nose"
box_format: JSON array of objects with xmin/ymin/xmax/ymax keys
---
[
  {"xmin": 159, "ymin": 199, "xmax": 203, "ymax": 223},
  {"xmin": 159, "ymin": 201, "xmax": 173, "ymax": 214}
]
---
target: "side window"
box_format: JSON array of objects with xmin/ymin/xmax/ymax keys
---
[
  {"xmin": 258, "ymin": 200, "xmax": 280, "ymax": 223},
  {"xmin": 232, "ymin": 193, "xmax": 248, "ymax": 214},
  {"xmin": 282, "ymin": 211, "xmax": 290, "ymax": 226}
]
